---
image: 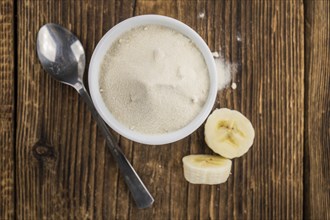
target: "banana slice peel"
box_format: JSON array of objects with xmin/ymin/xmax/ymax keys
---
[
  {"xmin": 182, "ymin": 155, "xmax": 232, "ymax": 185},
  {"xmin": 205, "ymin": 108, "xmax": 255, "ymax": 159}
]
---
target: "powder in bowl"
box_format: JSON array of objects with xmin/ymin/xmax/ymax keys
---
[{"xmin": 99, "ymin": 25, "xmax": 210, "ymax": 134}]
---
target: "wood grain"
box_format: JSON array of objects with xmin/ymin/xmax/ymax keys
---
[
  {"xmin": 4, "ymin": 0, "xmax": 326, "ymax": 219},
  {"xmin": 304, "ymin": 0, "xmax": 330, "ymax": 219},
  {"xmin": 16, "ymin": 0, "xmax": 134, "ymax": 219},
  {"xmin": 217, "ymin": 1, "xmax": 305, "ymax": 219},
  {"xmin": 0, "ymin": 0, "xmax": 15, "ymax": 219}
]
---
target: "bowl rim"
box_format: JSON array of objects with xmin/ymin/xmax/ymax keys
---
[{"xmin": 88, "ymin": 14, "xmax": 217, "ymax": 145}]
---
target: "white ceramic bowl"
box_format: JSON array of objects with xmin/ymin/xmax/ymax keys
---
[{"xmin": 89, "ymin": 15, "xmax": 217, "ymax": 145}]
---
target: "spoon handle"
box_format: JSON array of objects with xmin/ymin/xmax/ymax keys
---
[{"xmin": 78, "ymin": 86, "xmax": 154, "ymax": 209}]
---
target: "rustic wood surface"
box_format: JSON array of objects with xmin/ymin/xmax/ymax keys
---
[
  {"xmin": 0, "ymin": 0, "xmax": 329, "ymax": 219},
  {"xmin": 304, "ymin": 0, "xmax": 330, "ymax": 219},
  {"xmin": 0, "ymin": 0, "xmax": 15, "ymax": 219}
]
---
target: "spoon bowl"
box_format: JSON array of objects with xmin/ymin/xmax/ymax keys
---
[{"xmin": 37, "ymin": 23, "xmax": 85, "ymax": 87}]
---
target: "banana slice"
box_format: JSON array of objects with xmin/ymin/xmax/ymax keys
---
[
  {"xmin": 182, "ymin": 155, "xmax": 232, "ymax": 185},
  {"xmin": 205, "ymin": 108, "xmax": 255, "ymax": 159}
]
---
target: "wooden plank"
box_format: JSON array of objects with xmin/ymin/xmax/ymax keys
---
[
  {"xmin": 15, "ymin": 0, "xmax": 135, "ymax": 219},
  {"xmin": 304, "ymin": 0, "xmax": 330, "ymax": 219},
  {"xmin": 131, "ymin": 0, "xmax": 304, "ymax": 219},
  {"xmin": 0, "ymin": 0, "xmax": 15, "ymax": 219}
]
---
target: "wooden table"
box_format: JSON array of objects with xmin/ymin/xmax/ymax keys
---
[{"xmin": 1, "ymin": 0, "xmax": 329, "ymax": 219}]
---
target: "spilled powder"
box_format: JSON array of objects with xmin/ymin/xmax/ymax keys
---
[
  {"xmin": 212, "ymin": 51, "xmax": 236, "ymax": 90},
  {"xmin": 214, "ymin": 57, "xmax": 232, "ymax": 90},
  {"xmin": 99, "ymin": 25, "xmax": 210, "ymax": 134},
  {"xmin": 212, "ymin": 51, "xmax": 220, "ymax": 58}
]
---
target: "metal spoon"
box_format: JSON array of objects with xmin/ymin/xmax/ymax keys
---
[{"xmin": 36, "ymin": 23, "xmax": 154, "ymax": 209}]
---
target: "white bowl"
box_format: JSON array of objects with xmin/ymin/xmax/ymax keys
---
[{"xmin": 88, "ymin": 15, "xmax": 217, "ymax": 145}]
